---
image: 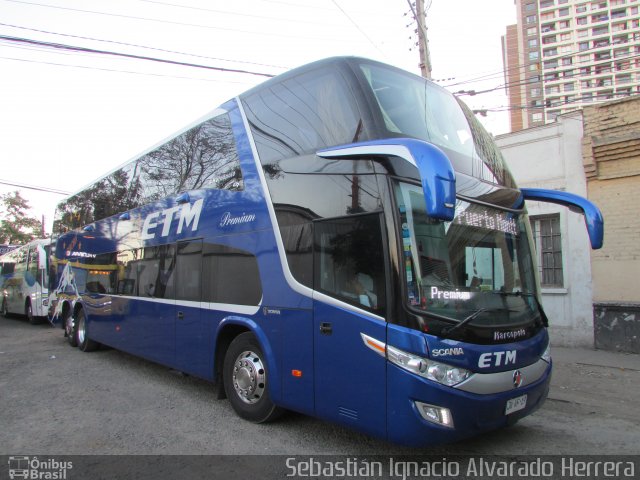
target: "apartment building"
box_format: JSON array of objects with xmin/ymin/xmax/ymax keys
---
[{"xmin": 502, "ymin": 0, "xmax": 640, "ymax": 132}]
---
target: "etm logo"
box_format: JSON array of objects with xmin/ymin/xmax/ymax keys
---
[{"xmin": 478, "ymin": 350, "xmax": 517, "ymax": 368}]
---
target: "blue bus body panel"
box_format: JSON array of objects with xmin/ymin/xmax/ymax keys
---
[{"xmin": 386, "ymin": 361, "xmax": 551, "ymax": 447}]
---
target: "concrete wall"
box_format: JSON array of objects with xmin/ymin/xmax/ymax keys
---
[{"xmin": 496, "ymin": 112, "xmax": 595, "ymax": 347}]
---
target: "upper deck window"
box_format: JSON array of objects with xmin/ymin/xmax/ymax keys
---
[
  {"xmin": 242, "ymin": 68, "xmax": 362, "ymax": 163},
  {"xmin": 54, "ymin": 113, "xmax": 241, "ymax": 231}
]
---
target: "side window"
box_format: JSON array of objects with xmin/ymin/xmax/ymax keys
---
[
  {"xmin": 314, "ymin": 214, "xmax": 386, "ymax": 315},
  {"xmin": 202, "ymin": 243, "xmax": 262, "ymax": 305},
  {"xmin": 176, "ymin": 240, "xmax": 202, "ymax": 302},
  {"xmin": 137, "ymin": 245, "xmax": 176, "ymax": 299},
  {"xmin": 117, "ymin": 250, "xmax": 138, "ymax": 295}
]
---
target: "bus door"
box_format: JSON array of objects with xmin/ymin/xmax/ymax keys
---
[
  {"xmin": 174, "ymin": 239, "xmax": 209, "ymax": 378},
  {"xmin": 312, "ymin": 214, "xmax": 388, "ymax": 439}
]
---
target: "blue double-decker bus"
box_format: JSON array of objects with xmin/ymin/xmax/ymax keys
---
[{"xmin": 50, "ymin": 57, "xmax": 603, "ymax": 446}]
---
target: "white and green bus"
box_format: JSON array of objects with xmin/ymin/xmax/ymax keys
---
[{"xmin": 0, "ymin": 239, "xmax": 50, "ymax": 324}]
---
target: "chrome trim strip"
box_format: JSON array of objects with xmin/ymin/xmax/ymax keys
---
[{"xmin": 455, "ymin": 358, "xmax": 550, "ymax": 395}]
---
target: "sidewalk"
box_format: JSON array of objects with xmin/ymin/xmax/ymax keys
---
[
  {"xmin": 546, "ymin": 346, "xmax": 640, "ymax": 424},
  {"xmin": 551, "ymin": 345, "xmax": 640, "ymax": 370}
]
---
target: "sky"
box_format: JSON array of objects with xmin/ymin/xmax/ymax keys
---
[{"xmin": 0, "ymin": 0, "xmax": 516, "ymax": 236}]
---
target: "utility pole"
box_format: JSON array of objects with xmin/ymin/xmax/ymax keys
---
[{"xmin": 407, "ymin": 0, "xmax": 432, "ymax": 79}]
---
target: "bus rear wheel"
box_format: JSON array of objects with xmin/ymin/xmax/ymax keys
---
[
  {"xmin": 1, "ymin": 299, "xmax": 8, "ymax": 318},
  {"xmin": 223, "ymin": 332, "xmax": 283, "ymax": 423},
  {"xmin": 77, "ymin": 309, "xmax": 99, "ymax": 352},
  {"xmin": 25, "ymin": 300, "xmax": 37, "ymax": 325},
  {"xmin": 65, "ymin": 311, "xmax": 78, "ymax": 347}
]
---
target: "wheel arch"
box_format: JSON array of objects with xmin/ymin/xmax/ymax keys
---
[{"xmin": 214, "ymin": 316, "xmax": 281, "ymax": 403}]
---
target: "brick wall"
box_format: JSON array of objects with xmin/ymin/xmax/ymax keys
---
[{"xmin": 582, "ymin": 97, "xmax": 640, "ymax": 352}]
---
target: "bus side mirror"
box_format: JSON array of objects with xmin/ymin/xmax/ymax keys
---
[
  {"xmin": 521, "ymin": 188, "xmax": 604, "ymax": 250},
  {"xmin": 317, "ymin": 138, "xmax": 456, "ymax": 221}
]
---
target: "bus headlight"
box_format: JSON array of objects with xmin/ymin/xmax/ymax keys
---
[{"xmin": 387, "ymin": 345, "xmax": 471, "ymax": 387}]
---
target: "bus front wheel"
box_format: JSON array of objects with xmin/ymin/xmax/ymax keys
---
[{"xmin": 223, "ymin": 332, "xmax": 283, "ymax": 423}]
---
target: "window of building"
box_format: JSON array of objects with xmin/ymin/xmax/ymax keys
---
[
  {"xmin": 526, "ymin": 14, "xmax": 538, "ymax": 24},
  {"xmin": 580, "ymin": 66, "xmax": 592, "ymax": 75},
  {"xmin": 527, "ymin": 27, "xmax": 538, "ymax": 35},
  {"xmin": 579, "ymin": 41, "xmax": 590, "ymax": 51},
  {"xmin": 530, "ymin": 87, "xmax": 541, "ymax": 96},
  {"xmin": 559, "ymin": 45, "xmax": 573, "ymax": 54},
  {"xmin": 576, "ymin": 4, "xmax": 588, "ymax": 13},
  {"xmin": 545, "ymin": 58, "xmax": 559, "ymax": 68},
  {"xmin": 563, "ymin": 69, "xmax": 575, "ymax": 78},
  {"xmin": 558, "ymin": 20, "xmax": 571, "ymax": 28},
  {"xmin": 540, "ymin": 0, "xmax": 554, "ymax": 8},
  {"xmin": 531, "ymin": 215, "xmax": 563, "ymax": 287},
  {"xmin": 579, "ymin": 54, "xmax": 591, "ymax": 63},
  {"xmin": 541, "ymin": 22, "xmax": 556, "ymax": 32},
  {"xmin": 591, "ymin": 1, "xmax": 608, "ymax": 10},
  {"xmin": 547, "ymin": 85, "xmax": 560, "ymax": 94},
  {"xmin": 532, "ymin": 112, "xmax": 543, "ymax": 122},
  {"xmin": 544, "ymin": 47, "xmax": 558, "ymax": 56},
  {"xmin": 578, "ymin": 28, "xmax": 589, "ymax": 37},
  {"xmin": 612, "ymin": 22, "xmax": 627, "ymax": 31},
  {"xmin": 525, "ymin": 2, "xmax": 537, "ymax": 11},
  {"xmin": 577, "ymin": 16, "xmax": 588, "ymax": 24},
  {"xmin": 611, "ymin": 8, "xmax": 627, "ymax": 18},
  {"xmin": 529, "ymin": 38, "xmax": 539, "ymax": 48},
  {"xmin": 559, "ymin": 7, "xmax": 570, "ymax": 16},
  {"xmin": 529, "ymin": 51, "xmax": 540, "ymax": 60},
  {"xmin": 593, "ymin": 25, "xmax": 610, "ymax": 35},
  {"xmin": 562, "ymin": 57, "xmax": 573, "ymax": 66},
  {"xmin": 560, "ymin": 32, "xmax": 572, "ymax": 41},
  {"xmin": 543, "ymin": 34, "xmax": 557, "ymax": 44},
  {"xmin": 611, "ymin": 0, "xmax": 626, "ymax": 5},
  {"xmin": 541, "ymin": 11, "xmax": 556, "ymax": 21}
]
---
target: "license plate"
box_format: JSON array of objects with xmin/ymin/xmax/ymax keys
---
[{"xmin": 505, "ymin": 394, "xmax": 528, "ymax": 415}]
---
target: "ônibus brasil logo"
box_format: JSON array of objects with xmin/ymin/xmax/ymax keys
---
[{"xmin": 8, "ymin": 456, "xmax": 73, "ymax": 480}]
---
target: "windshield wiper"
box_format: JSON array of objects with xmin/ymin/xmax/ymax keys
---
[{"xmin": 442, "ymin": 308, "xmax": 488, "ymax": 335}]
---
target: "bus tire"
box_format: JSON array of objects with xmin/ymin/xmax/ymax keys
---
[
  {"xmin": 223, "ymin": 332, "xmax": 283, "ymax": 424},
  {"xmin": 65, "ymin": 311, "xmax": 79, "ymax": 347},
  {"xmin": 25, "ymin": 300, "xmax": 38, "ymax": 325},
  {"xmin": 76, "ymin": 308, "xmax": 99, "ymax": 352},
  {"xmin": 1, "ymin": 299, "xmax": 8, "ymax": 318}
]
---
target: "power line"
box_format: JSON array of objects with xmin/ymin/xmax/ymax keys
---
[
  {"xmin": 138, "ymin": 0, "xmax": 343, "ymax": 28},
  {"xmin": 0, "ymin": 55, "xmax": 255, "ymax": 84},
  {"xmin": 0, "ymin": 179, "xmax": 70, "ymax": 195},
  {"xmin": 329, "ymin": 0, "xmax": 386, "ymax": 57},
  {"xmin": 0, "ymin": 22, "xmax": 288, "ymax": 70},
  {"xmin": 2, "ymin": 0, "xmax": 359, "ymax": 43},
  {"xmin": 0, "ymin": 35, "xmax": 276, "ymax": 77}
]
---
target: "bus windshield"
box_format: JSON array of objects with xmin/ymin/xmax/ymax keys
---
[
  {"xmin": 394, "ymin": 181, "xmax": 541, "ymax": 329},
  {"xmin": 360, "ymin": 61, "xmax": 515, "ymax": 188}
]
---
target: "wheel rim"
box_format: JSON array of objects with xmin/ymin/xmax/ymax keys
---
[
  {"xmin": 78, "ymin": 315, "xmax": 85, "ymax": 345},
  {"xmin": 65, "ymin": 315, "xmax": 74, "ymax": 337},
  {"xmin": 231, "ymin": 350, "xmax": 266, "ymax": 405},
  {"xmin": 26, "ymin": 304, "xmax": 32, "ymax": 321}
]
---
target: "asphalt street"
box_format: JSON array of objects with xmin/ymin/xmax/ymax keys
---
[{"xmin": 1, "ymin": 314, "xmax": 639, "ymax": 456}]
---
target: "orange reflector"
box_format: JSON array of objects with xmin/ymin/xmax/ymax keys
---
[
  {"xmin": 291, "ymin": 369, "xmax": 303, "ymax": 377},
  {"xmin": 366, "ymin": 338, "xmax": 386, "ymax": 354}
]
